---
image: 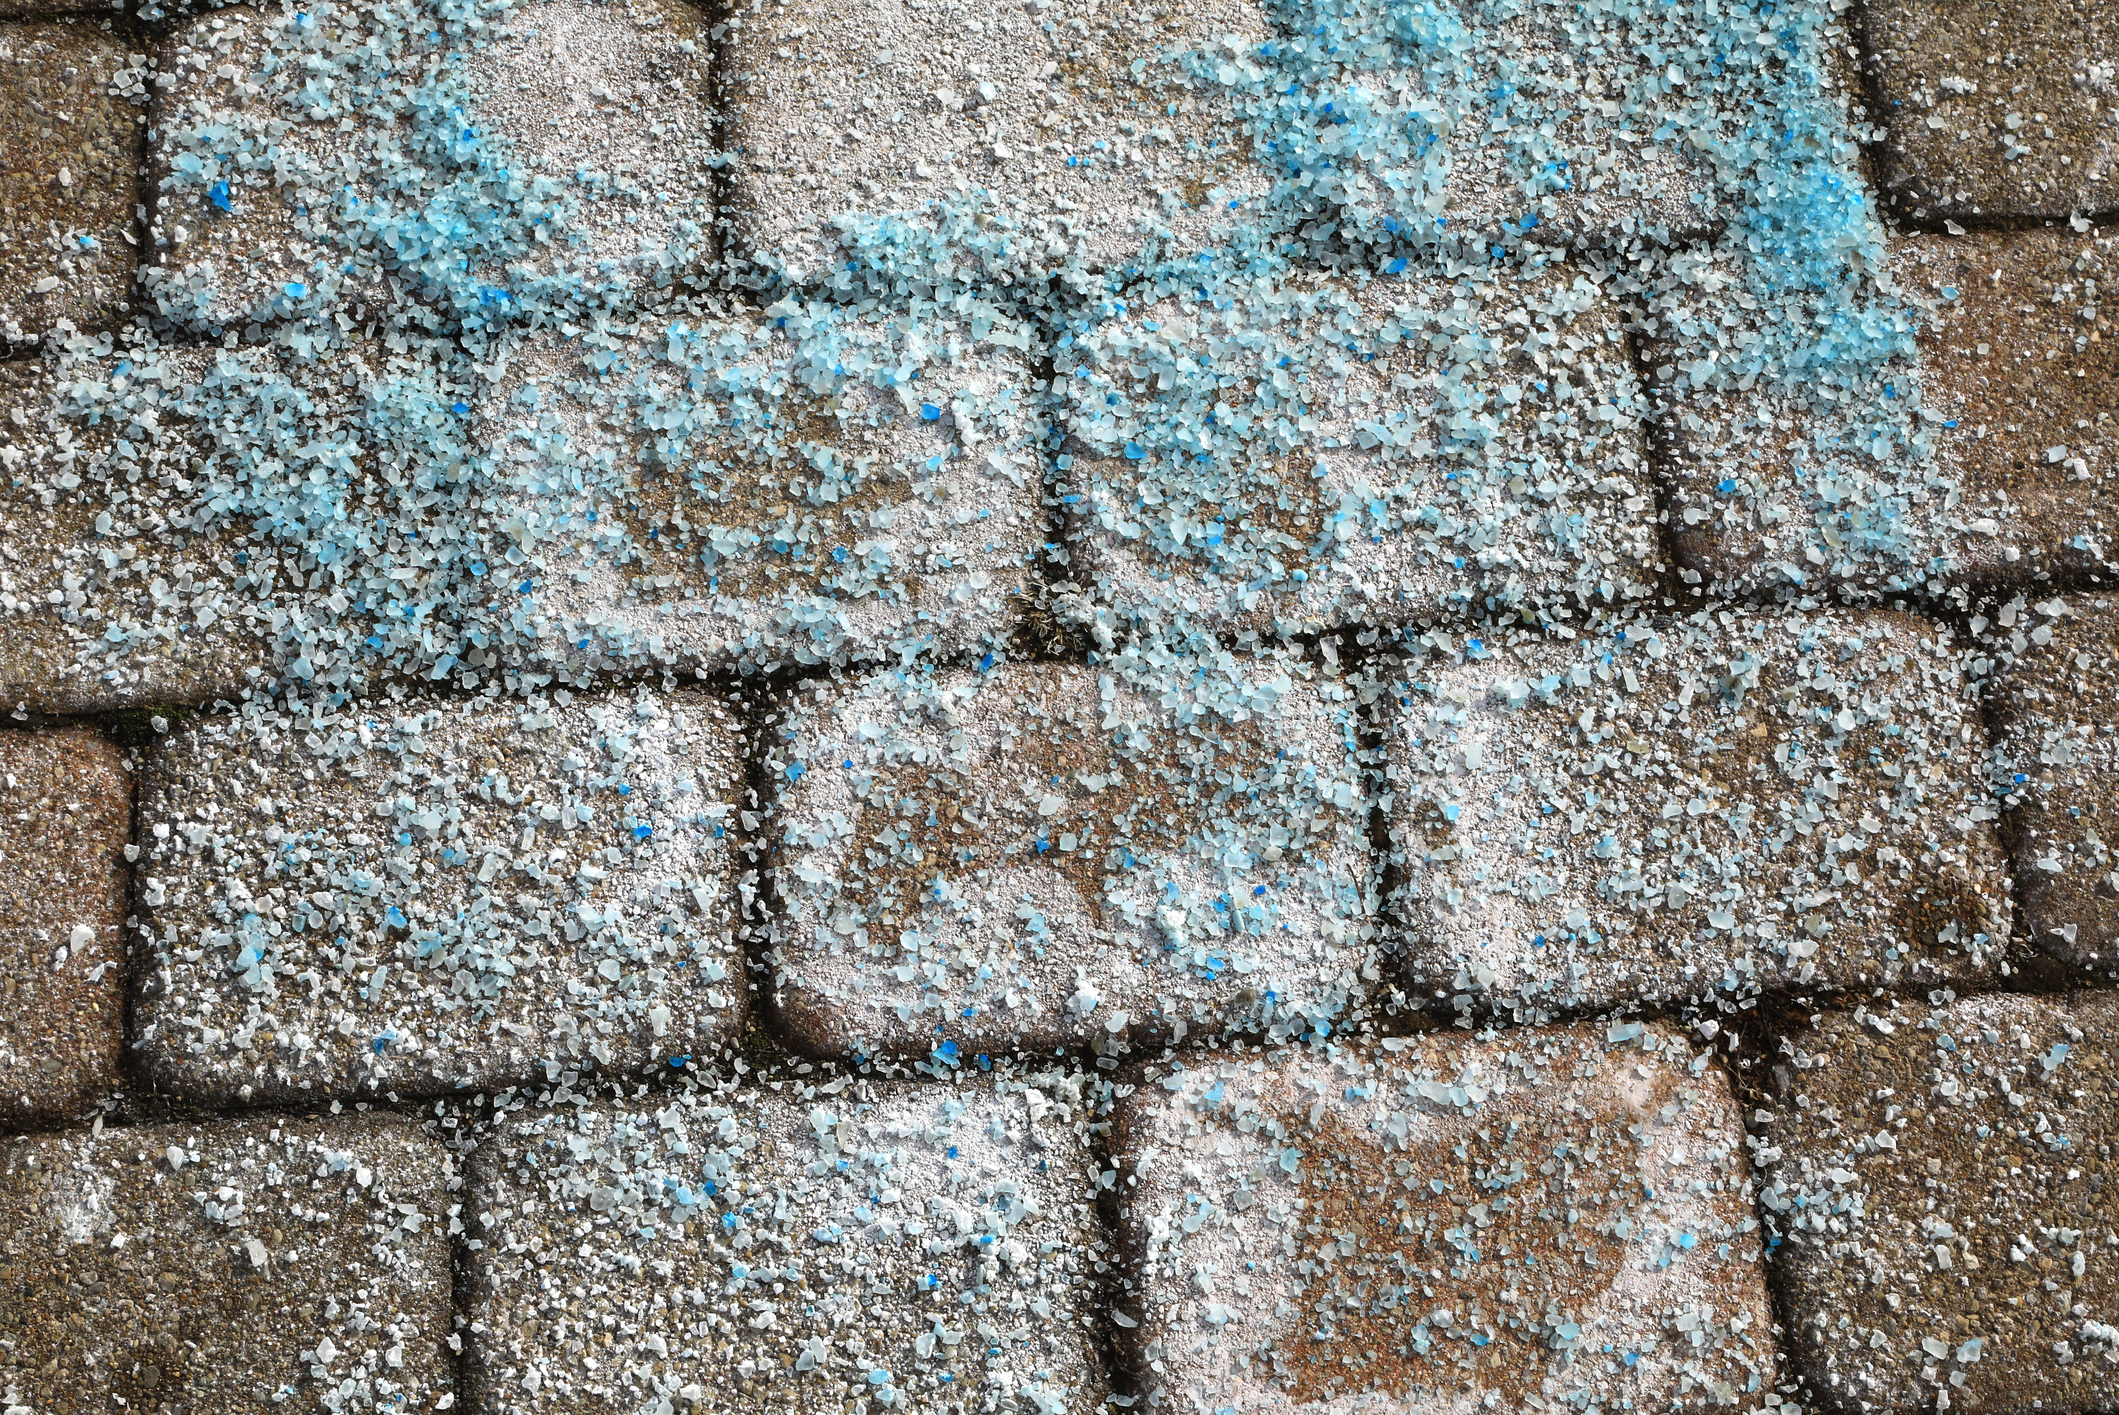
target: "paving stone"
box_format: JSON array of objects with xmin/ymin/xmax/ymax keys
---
[
  {"xmin": 761, "ymin": 655, "xmax": 1378, "ymax": 1061},
  {"xmin": 1865, "ymin": 0, "xmax": 2119, "ymax": 225},
  {"xmin": 142, "ymin": 5, "xmax": 390, "ymax": 330},
  {"xmin": 0, "ymin": 727, "xmax": 129, "ymax": 1129},
  {"xmin": 1767, "ymin": 992, "xmax": 2119, "ymax": 1414},
  {"xmin": 1654, "ymin": 224, "xmax": 2119, "ymax": 597},
  {"xmin": 1261, "ymin": 0, "xmax": 1723, "ymax": 247},
  {"xmin": 0, "ymin": 349, "xmax": 276, "ymax": 714},
  {"xmin": 0, "ymin": 1112, "xmax": 453, "ymax": 1413},
  {"xmin": 0, "ymin": 18, "xmax": 140, "ymax": 348},
  {"xmin": 1110, "ymin": 1023, "xmax": 1777, "ymax": 1414},
  {"xmin": 467, "ymin": 0, "xmax": 717, "ymax": 293},
  {"xmin": 0, "ymin": 0, "xmax": 125, "ymax": 15},
  {"xmin": 1381, "ymin": 606, "xmax": 2010, "ymax": 1016},
  {"xmin": 462, "ymin": 1068, "xmax": 1106, "ymax": 1415},
  {"xmin": 1636, "ymin": 275, "xmax": 1953, "ymax": 600},
  {"xmin": 130, "ymin": 683, "xmax": 748, "ymax": 1105},
  {"xmin": 719, "ymin": 0, "xmax": 1271, "ymax": 281},
  {"xmin": 1982, "ymin": 594, "xmax": 2119, "ymax": 967},
  {"xmin": 1053, "ymin": 264, "xmax": 1662, "ymax": 638},
  {"xmin": 475, "ymin": 303, "xmax": 1043, "ymax": 674},
  {"xmin": 1897, "ymin": 223, "xmax": 2119, "ymax": 586}
]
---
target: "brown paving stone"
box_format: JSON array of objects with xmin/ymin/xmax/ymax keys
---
[
  {"xmin": 1897, "ymin": 223, "xmax": 2119, "ymax": 587},
  {"xmin": 0, "ymin": 18, "xmax": 140, "ymax": 348},
  {"xmin": 0, "ymin": 350, "xmax": 273, "ymax": 714},
  {"xmin": 130, "ymin": 683, "xmax": 748, "ymax": 1106},
  {"xmin": 1768, "ymin": 992, "xmax": 2119, "ymax": 1414},
  {"xmin": 1110, "ymin": 1023, "xmax": 1777, "ymax": 1414},
  {"xmin": 1982, "ymin": 593, "xmax": 2119, "ymax": 967},
  {"xmin": 760, "ymin": 656, "xmax": 1378, "ymax": 1061},
  {"xmin": 1643, "ymin": 226, "xmax": 2119, "ymax": 596},
  {"xmin": 0, "ymin": 1112, "xmax": 453, "ymax": 1412},
  {"xmin": 1381, "ymin": 606, "xmax": 2009, "ymax": 1016},
  {"xmin": 1865, "ymin": 0, "xmax": 2119, "ymax": 225},
  {"xmin": 0, "ymin": 727, "xmax": 129, "ymax": 1130},
  {"xmin": 462, "ymin": 1071, "xmax": 1106, "ymax": 1414}
]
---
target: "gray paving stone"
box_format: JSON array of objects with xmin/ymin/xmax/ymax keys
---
[
  {"xmin": 475, "ymin": 308, "xmax": 1043, "ymax": 674},
  {"xmin": 1866, "ymin": 0, "xmax": 2119, "ymax": 225},
  {"xmin": 1053, "ymin": 264, "xmax": 1663, "ymax": 638},
  {"xmin": 0, "ymin": 18, "xmax": 140, "ymax": 347},
  {"xmin": 1897, "ymin": 223, "xmax": 2119, "ymax": 587},
  {"xmin": 1262, "ymin": 1, "xmax": 1724, "ymax": 247},
  {"xmin": 0, "ymin": 347, "xmax": 281, "ymax": 711},
  {"xmin": 130, "ymin": 683, "xmax": 748, "ymax": 1105},
  {"xmin": 1983, "ymin": 594, "xmax": 2119, "ymax": 967},
  {"xmin": 1767, "ymin": 992, "xmax": 2119, "ymax": 1414},
  {"xmin": 142, "ymin": 5, "xmax": 388, "ymax": 330},
  {"xmin": 462, "ymin": 1069, "xmax": 1107, "ymax": 1415},
  {"xmin": 719, "ymin": 0, "xmax": 1271, "ymax": 281},
  {"xmin": 1381, "ymin": 606, "xmax": 2010, "ymax": 1016},
  {"xmin": 467, "ymin": 0, "xmax": 717, "ymax": 294},
  {"xmin": 0, "ymin": 1112, "xmax": 453, "ymax": 1413},
  {"xmin": 0, "ymin": 349, "xmax": 274, "ymax": 714},
  {"xmin": 1111, "ymin": 1023, "xmax": 1777, "ymax": 1414},
  {"xmin": 0, "ymin": 727, "xmax": 129, "ymax": 1129},
  {"xmin": 761, "ymin": 656, "xmax": 1378, "ymax": 1061}
]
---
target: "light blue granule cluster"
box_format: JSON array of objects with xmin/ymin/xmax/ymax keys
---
[{"xmin": 37, "ymin": 0, "xmax": 1938, "ymax": 701}]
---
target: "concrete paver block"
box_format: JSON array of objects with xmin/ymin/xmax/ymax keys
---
[
  {"xmin": 1382, "ymin": 607, "xmax": 2010, "ymax": 1015},
  {"xmin": 762, "ymin": 657, "xmax": 1377, "ymax": 1060},
  {"xmin": 131, "ymin": 684, "xmax": 748, "ymax": 1105},
  {"xmin": 142, "ymin": 5, "xmax": 388, "ymax": 330},
  {"xmin": 720, "ymin": 0, "xmax": 1270, "ymax": 279},
  {"xmin": 463, "ymin": 1071, "xmax": 1107, "ymax": 1414},
  {"xmin": 1770, "ymin": 992, "xmax": 2119, "ymax": 1413},
  {"xmin": 0, "ymin": 1112, "xmax": 453, "ymax": 1414},
  {"xmin": 1984, "ymin": 594, "xmax": 2119, "ymax": 967},
  {"xmin": 1112, "ymin": 1023, "xmax": 1777, "ymax": 1413},
  {"xmin": 1898, "ymin": 224, "xmax": 2119, "ymax": 587},
  {"xmin": 0, "ymin": 727, "xmax": 130, "ymax": 1129},
  {"xmin": 475, "ymin": 305, "xmax": 1044, "ymax": 674},
  {"xmin": 0, "ymin": 18, "xmax": 138, "ymax": 347},
  {"xmin": 1866, "ymin": 0, "xmax": 2119, "ymax": 225},
  {"xmin": 0, "ymin": 351, "xmax": 272, "ymax": 714},
  {"xmin": 1054, "ymin": 265, "xmax": 1661, "ymax": 636}
]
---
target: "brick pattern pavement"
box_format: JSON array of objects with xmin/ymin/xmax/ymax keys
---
[{"xmin": 0, "ymin": 0, "xmax": 2115, "ymax": 1411}]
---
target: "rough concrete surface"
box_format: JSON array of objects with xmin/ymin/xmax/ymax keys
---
[
  {"xmin": 0, "ymin": 726, "xmax": 131, "ymax": 1129},
  {"xmin": 130, "ymin": 684, "xmax": 749, "ymax": 1105},
  {"xmin": 1769, "ymin": 992, "xmax": 2119, "ymax": 1414},
  {"xmin": 0, "ymin": 1111, "xmax": 454, "ymax": 1414}
]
